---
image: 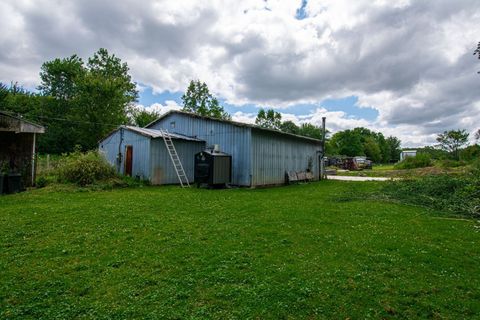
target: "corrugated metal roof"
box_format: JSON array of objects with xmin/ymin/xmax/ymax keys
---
[
  {"xmin": 121, "ymin": 125, "xmax": 204, "ymax": 142},
  {"xmin": 146, "ymin": 110, "xmax": 323, "ymax": 144},
  {"xmin": 0, "ymin": 111, "xmax": 45, "ymax": 133}
]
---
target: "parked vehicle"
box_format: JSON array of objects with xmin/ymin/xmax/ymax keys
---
[
  {"xmin": 353, "ymin": 156, "xmax": 372, "ymax": 169},
  {"xmin": 326, "ymin": 156, "xmax": 372, "ymax": 170}
]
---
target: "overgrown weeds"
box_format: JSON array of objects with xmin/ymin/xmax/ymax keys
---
[
  {"xmin": 36, "ymin": 150, "xmax": 149, "ymax": 189},
  {"xmin": 394, "ymin": 153, "xmax": 432, "ymax": 170},
  {"xmin": 383, "ymin": 160, "xmax": 480, "ymax": 217},
  {"xmin": 437, "ymin": 159, "xmax": 467, "ymax": 168},
  {"xmin": 56, "ymin": 150, "xmax": 116, "ymax": 186}
]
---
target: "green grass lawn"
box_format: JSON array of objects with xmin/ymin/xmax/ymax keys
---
[
  {"xmin": 1, "ymin": 181, "xmax": 479, "ymax": 319},
  {"xmin": 373, "ymin": 164, "xmax": 396, "ymax": 171},
  {"xmin": 331, "ymin": 164, "xmax": 398, "ymax": 177}
]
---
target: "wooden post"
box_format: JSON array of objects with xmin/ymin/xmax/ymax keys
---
[
  {"xmin": 320, "ymin": 117, "xmax": 326, "ymax": 180},
  {"xmin": 31, "ymin": 133, "xmax": 36, "ymax": 186}
]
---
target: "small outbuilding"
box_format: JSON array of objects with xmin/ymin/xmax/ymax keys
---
[
  {"xmin": 400, "ymin": 150, "xmax": 417, "ymax": 161},
  {"xmin": 99, "ymin": 126, "xmax": 205, "ymax": 184},
  {"xmin": 0, "ymin": 111, "xmax": 45, "ymax": 187}
]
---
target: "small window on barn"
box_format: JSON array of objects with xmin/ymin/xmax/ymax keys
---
[{"xmin": 170, "ymin": 121, "xmax": 175, "ymax": 129}]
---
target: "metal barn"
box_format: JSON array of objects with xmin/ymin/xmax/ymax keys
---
[
  {"xmin": 147, "ymin": 111, "xmax": 323, "ymax": 187},
  {"xmin": 99, "ymin": 126, "xmax": 205, "ymax": 185}
]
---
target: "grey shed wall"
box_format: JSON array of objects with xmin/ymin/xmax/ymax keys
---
[
  {"xmin": 148, "ymin": 113, "xmax": 252, "ymax": 186},
  {"xmin": 150, "ymin": 139, "xmax": 205, "ymax": 184},
  {"xmin": 99, "ymin": 129, "xmax": 151, "ymax": 179},
  {"xmin": 251, "ymin": 128, "xmax": 321, "ymax": 186},
  {"xmin": 99, "ymin": 128, "xmax": 204, "ymax": 184}
]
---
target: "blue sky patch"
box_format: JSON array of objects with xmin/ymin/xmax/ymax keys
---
[
  {"xmin": 138, "ymin": 86, "xmax": 183, "ymax": 106},
  {"xmin": 138, "ymin": 85, "xmax": 378, "ymax": 123},
  {"xmin": 295, "ymin": 0, "xmax": 308, "ymax": 20},
  {"xmin": 321, "ymin": 96, "xmax": 379, "ymax": 121}
]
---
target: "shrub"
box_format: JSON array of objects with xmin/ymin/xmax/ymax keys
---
[
  {"xmin": 36, "ymin": 176, "xmax": 48, "ymax": 188},
  {"xmin": 460, "ymin": 144, "xmax": 480, "ymax": 162},
  {"xmin": 394, "ymin": 153, "xmax": 432, "ymax": 170},
  {"xmin": 56, "ymin": 151, "xmax": 116, "ymax": 186},
  {"xmin": 437, "ymin": 159, "xmax": 467, "ymax": 168},
  {"xmin": 0, "ymin": 160, "xmax": 10, "ymax": 174}
]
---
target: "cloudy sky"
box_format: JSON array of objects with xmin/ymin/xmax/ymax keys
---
[{"xmin": 1, "ymin": 0, "xmax": 480, "ymax": 146}]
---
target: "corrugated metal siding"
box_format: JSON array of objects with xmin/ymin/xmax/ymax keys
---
[
  {"xmin": 212, "ymin": 156, "xmax": 231, "ymax": 184},
  {"xmin": 99, "ymin": 128, "xmax": 151, "ymax": 179},
  {"xmin": 150, "ymin": 138, "xmax": 205, "ymax": 185},
  {"xmin": 149, "ymin": 113, "xmax": 252, "ymax": 186},
  {"xmin": 251, "ymin": 129, "xmax": 321, "ymax": 186}
]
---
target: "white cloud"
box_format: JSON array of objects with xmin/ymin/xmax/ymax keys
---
[
  {"xmin": 136, "ymin": 100, "xmax": 182, "ymax": 115},
  {"xmin": 231, "ymin": 111, "xmax": 256, "ymax": 124},
  {"xmin": 0, "ymin": 0, "xmax": 479, "ymax": 146}
]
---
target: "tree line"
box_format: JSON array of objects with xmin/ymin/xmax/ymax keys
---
[
  {"xmin": 0, "ymin": 49, "xmax": 165, "ymax": 153},
  {"xmin": 2, "ymin": 46, "xmax": 479, "ymax": 161},
  {"xmin": 252, "ymin": 108, "xmax": 402, "ymax": 163},
  {"xmin": 254, "ymin": 108, "xmax": 324, "ymax": 139}
]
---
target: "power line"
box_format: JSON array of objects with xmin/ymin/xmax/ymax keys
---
[
  {"xmin": 28, "ymin": 114, "xmax": 124, "ymax": 128},
  {"xmin": 10, "ymin": 112, "xmax": 323, "ymax": 142}
]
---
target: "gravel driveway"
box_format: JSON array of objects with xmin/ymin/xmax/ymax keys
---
[{"xmin": 326, "ymin": 175, "xmax": 393, "ymax": 181}]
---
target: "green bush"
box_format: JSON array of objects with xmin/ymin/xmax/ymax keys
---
[
  {"xmin": 56, "ymin": 151, "xmax": 116, "ymax": 186},
  {"xmin": 394, "ymin": 153, "xmax": 432, "ymax": 169},
  {"xmin": 383, "ymin": 165, "xmax": 480, "ymax": 216},
  {"xmin": 36, "ymin": 176, "xmax": 48, "ymax": 188},
  {"xmin": 437, "ymin": 159, "xmax": 467, "ymax": 168},
  {"xmin": 460, "ymin": 144, "xmax": 480, "ymax": 161}
]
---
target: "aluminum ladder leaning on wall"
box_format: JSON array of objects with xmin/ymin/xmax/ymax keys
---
[{"xmin": 159, "ymin": 129, "xmax": 190, "ymax": 187}]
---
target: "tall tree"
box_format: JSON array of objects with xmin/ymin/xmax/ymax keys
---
[
  {"xmin": 352, "ymin": 127, "xmax": 391, "ymax": 162},
  {"xmin": 436, "ymin": 129, "xmax": 469, "ymax": 160},
  {"xmin": 0, "ymin": 83, "xmax": 72, "ymax": 153},
  {"xmin": 327, "ymin": 127, "xmax": 400, "ymax": 162},
  {"xmin": 38, "ymin": 55, "xmax": 84, "ymax": 100},
  {"xmin": 181, "ymin": 80, "xmax": 230, "ymax": 120},
  {"xmin": 385, "ymin": 136, "xmax": 402, "ymax": 162},
  {"xmin": 73, "ymin": 49, "xmax": 138, "ymax": 149},
  {"xmin": 86, "ymin": 48, "xmax": 138, "ymax": 105},
  {"xmin": 38, "ymin": 57, "xmax": 84, "ymax": 152},
  {"xmin": 279, "ymin": 120, "xmax": 299, "ymax": 134},
  {"xmin": 298, "ymin": 123, "xmax": 323, "ymax": 140},
  {"xmin": 255, "ymin": 108, "xmax": 282, "ymax": 130},
  {"xmin": 329, "ymin": 130, "xmax": 364, "ymax": 157},
  {"xmin": 38, "ymin": 48, "xmax": 138, "ymax": 151},
  {"xmin": 364, "ymin": 136, "xmax": 382, "ymax": 162},
  {"xmin": 376, "ymin": 135, "xmax": 389, "ymax": 162},
  {"xmin": 130, "ymin": 108, "xmax": 161, "ymax": 127}
]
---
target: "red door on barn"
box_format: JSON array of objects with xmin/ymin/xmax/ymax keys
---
[{"xmin": 125, "ymin": 145, "xmax": 133, "ymax": 176}]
